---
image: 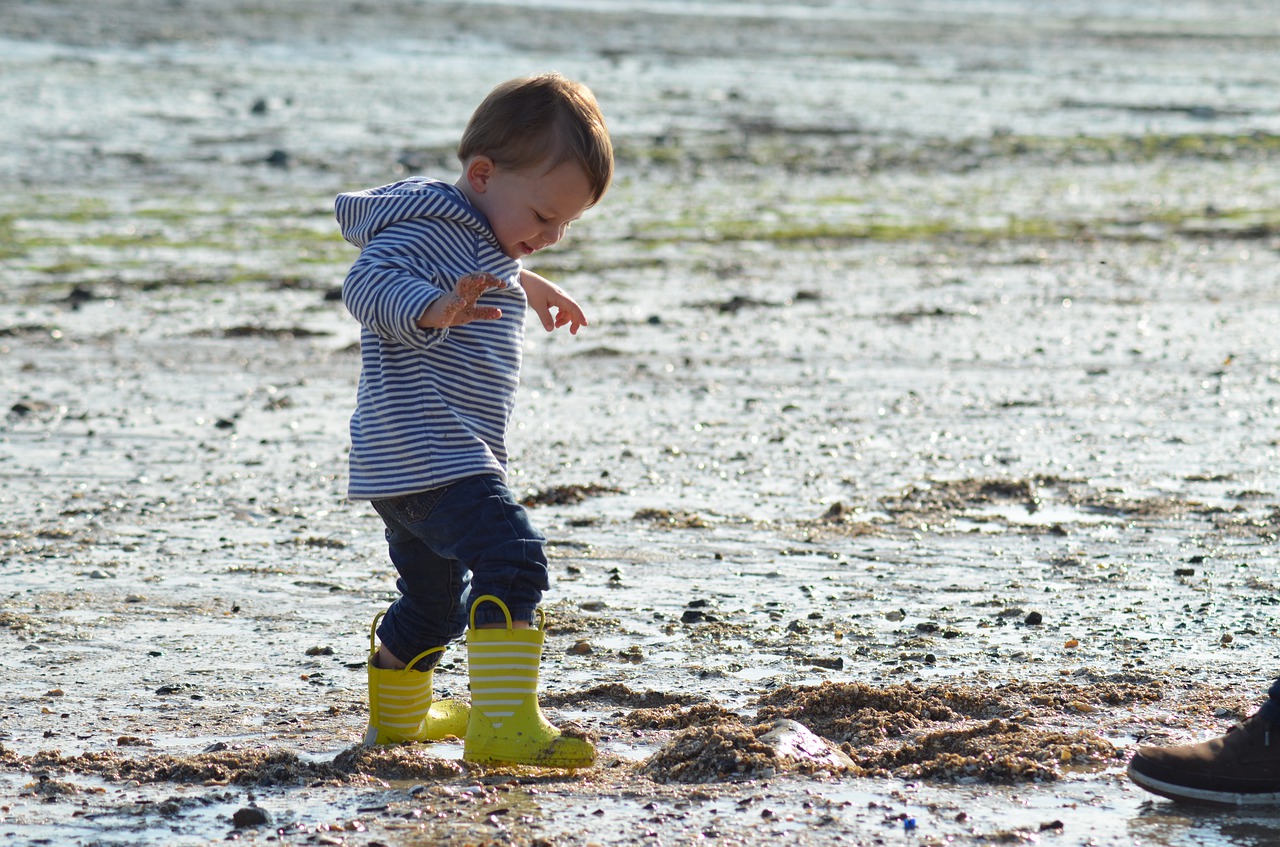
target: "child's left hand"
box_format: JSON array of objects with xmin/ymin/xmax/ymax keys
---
[{"xmin": 521, "ymin": 269, "xmax": 588, "ymax": 335}]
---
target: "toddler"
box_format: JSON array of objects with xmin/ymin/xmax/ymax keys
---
[{"xmin": 335, "ymin": 72, "xmax": 612, "ymax": 767}]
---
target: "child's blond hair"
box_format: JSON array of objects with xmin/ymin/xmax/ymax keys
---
[{"xmin": 458, "ymin": 73, "xmax": 613, "ymax": 207}]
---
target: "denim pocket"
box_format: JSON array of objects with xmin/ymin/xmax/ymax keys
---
[{"xmin": 374, "ymin": 485, "xmax": 450, "ymax": 526}]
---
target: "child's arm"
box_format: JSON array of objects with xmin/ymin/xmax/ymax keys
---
[
  {"xmin": 344, "ymin": 249, "xmax": 501, "ymax": 347},
  {"xmin": 521, "ymin": 268, "xmax": 588, "ymax": 334}
]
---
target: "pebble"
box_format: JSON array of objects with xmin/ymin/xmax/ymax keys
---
[
  {"xmin": 757, "ymin": 719, "xmax": 855, "ymax": 771},
  {"xmin": 231, "ymin": 806, "xmax": 271, "ymax": 828},
  {"xmin": 804, "ymin": 656, "xmax": 844, "ymax": 670},
  {"xmin": 1024, "ymin": 611, "xmax": 1043, "ymax": 625}
]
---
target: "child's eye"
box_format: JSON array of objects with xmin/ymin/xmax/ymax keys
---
[{"xmin": 535, "ymin": 213, "xmax": 550, "ymax": 223}]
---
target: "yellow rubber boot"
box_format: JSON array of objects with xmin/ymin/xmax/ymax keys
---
[
  {"xmin": 364, "ymin": 613, "xmax": 470, "ymax": 745},
  {"xmin": 463, "ymin": 595, "xmax": 595, "ymax": 768}
]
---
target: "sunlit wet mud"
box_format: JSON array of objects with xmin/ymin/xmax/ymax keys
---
[{"xmin": 3, "ymin": 1, "xmax": 1280, "ymax": 845}]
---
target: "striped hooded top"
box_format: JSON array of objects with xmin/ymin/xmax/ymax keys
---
[{"xmin": 335, "ymin": 177, "xmax": 526, "ymax": 500}]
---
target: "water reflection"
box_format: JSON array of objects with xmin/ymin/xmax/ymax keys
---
[{"xmin": 1130, "ymin": 800, "xmax": 1280, "ymax": 847}]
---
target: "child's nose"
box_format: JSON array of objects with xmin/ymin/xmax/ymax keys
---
[{"xmin": 544, "ymin": 223, "xmax": 568, "ymax": 246}]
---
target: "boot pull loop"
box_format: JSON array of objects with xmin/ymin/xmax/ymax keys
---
[
  {"xmin": 469, "ymin": 594, "xmax": 514, "ymax": 630},
  {"xmin": 406, "ymin": 645, "xmax": 447, "ymax": 672},
  {"xmin": 369, "ymin": 611, "xmax": 387, "ymax": 659}
]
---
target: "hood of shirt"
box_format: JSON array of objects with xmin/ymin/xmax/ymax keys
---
[{"xmin": 335, "ymin": 177, "xmax": 494, "ymax": 250}]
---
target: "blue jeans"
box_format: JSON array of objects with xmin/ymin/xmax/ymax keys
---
[{"xmin": 370, "ymin": 474, "xmax": 549, "ymax": 668}]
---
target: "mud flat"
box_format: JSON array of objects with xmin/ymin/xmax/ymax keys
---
[{"xmin": 2, "ymin": 1, "xmax": 1280, "ymax": 845}]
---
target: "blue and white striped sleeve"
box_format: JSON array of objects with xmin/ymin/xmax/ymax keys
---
[{"xmin": 342, "ymin": 226, "xmax": 451, "ymax": 351}]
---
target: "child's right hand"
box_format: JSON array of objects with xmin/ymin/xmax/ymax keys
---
[{"xmin": 416, "ymin": 272, "xmax": 506, "ymax": 328}]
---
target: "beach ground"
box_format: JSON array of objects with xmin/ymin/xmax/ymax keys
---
[{"xmin": 2, "ymin": 2, "xmax": 1280, "ymax": 844}]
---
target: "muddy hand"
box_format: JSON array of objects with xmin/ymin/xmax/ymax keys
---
[{"xmin": 438, "ymin": 272, "xmax": 505, "ymax": 326}]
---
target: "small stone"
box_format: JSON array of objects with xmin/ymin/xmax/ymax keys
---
[
  {"xmin": 116, "ymin": 735, "xmax": 152, "ymax": 746},
  {"xmin": 305, "ymin": 645, "xmax": 335, "ymax": 656},
  {"xmin": 232, "ymin": 806, "xmax": 271, "ymax": 828},
  {"xmin": 1025, "ymin": 611, "xmax": 1043, "ymax": 625},
  {"xmin": 804, "ymin": 656, "xmax": 844, "ymax": 671},
  {"xmin": 757, "ymin": 719, "xmax": 855, "ymax": 771},
  {"xmin": 568, "ymin": 640, "xmax": 593, "ymax": 655}
]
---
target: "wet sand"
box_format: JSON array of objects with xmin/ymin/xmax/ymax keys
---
[{"xmin": 2, "ymin": 1, "xmax": 1280, "ymax": 844}]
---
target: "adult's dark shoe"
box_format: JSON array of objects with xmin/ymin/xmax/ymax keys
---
[{"xmin": 1128, "ymin": 713, "xmax": 1280, "ymax": 806}]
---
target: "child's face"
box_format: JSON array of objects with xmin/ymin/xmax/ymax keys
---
[{"xmin": 463, "ymin": 158, "xmax": 595, "ymax": 261}]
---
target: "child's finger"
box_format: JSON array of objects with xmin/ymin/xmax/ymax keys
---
[
  {"xmin": 469, "ymin": 306, "xmax": 503, "ymax": 322},
  {"xmin": 456, "ymin": 272, "xmax": 506, "ymax": 299}
]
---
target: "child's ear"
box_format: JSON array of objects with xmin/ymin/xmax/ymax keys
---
[{"xmin": 465, "ymin": 156, "xmax": 496, "ymax": 193}]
